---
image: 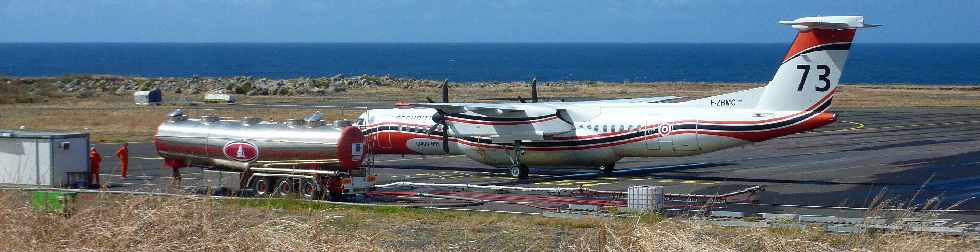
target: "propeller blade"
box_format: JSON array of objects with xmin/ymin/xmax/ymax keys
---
[
  {"xmin": 530, "ymin": 77, "xmax": 538, "ymax": 103},
  {"xmin": 441, "ymin": 79, "xmax": 450, "ymax": 103},
  {"xmin": 442, "ymin": 123, "xmax": 450, "ymax": 153},
  {"xmin": 426, "ymin": 97, "xmax": 435, "ymax": 103}
]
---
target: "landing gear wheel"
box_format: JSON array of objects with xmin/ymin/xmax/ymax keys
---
[
  {"xmin": 301, "ymin": 179, "xmax": 319, "ymax": 200},
  {"xmin": 510, "ymin": 164, "xmax": 529, "ymax": 179},
  {"xmin": 253, "ymin": 177, "xmax": 272, "ymax": 196},
  {"xmin": 599, "ymin": 163, "xmax": 615, "ymax": 175},
  {"xmin": 275, "ymin": 179, "xmax": 293, "ymax": 197}
]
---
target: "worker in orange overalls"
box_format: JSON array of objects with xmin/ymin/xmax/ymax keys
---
[
  {"xmin": 89, "ymin": 147, "xmax": 102, "ymax": 186},
  {"xmin": 116, "ymin": 143, "xmax": 129, "ymax": 178}
]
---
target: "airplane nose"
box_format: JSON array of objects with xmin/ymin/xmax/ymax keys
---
[{"xmin": 815, "ymin": 112, "xmax": 838, "ymax": 125}]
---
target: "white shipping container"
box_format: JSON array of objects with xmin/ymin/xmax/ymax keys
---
[
  {"xmin": 204, "ymin": 93, "xmax": 235, "ymax": 103},
  {"xmin": 0, "ymin": 130, "xmax": 90, "ymax": 187},
  {"xmin": 627, "ymin": 185, "xmax": 664, "ymax": 212}
]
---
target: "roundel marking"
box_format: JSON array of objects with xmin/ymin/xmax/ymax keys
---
[
  {"xmin": 659, "ymin": 123, "xmax": 672, "ymax": 136},
  {"xmin": 223, "ymin": 141, "xmax": 259, "ymax": 162}
]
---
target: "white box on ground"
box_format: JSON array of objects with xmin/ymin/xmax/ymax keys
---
[
  {"xmin": 627, "ymin": 185, "xmax": 664, "ymax": 212},
  {"xmin": 204, "ymin": 93, "xmax": 235, "ymax": 103},
  {"xmin": 134, "ymin": 89, "xmax": 162, "ymax": 105},
  {"xmin": 0, "ymin": 130, "xmax": 90, "ymax": 187},
  {"xmin": 202, "ymin": 170, "xmax": 242, "ymax": 191}
]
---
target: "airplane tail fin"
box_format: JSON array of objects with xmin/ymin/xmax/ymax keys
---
[{"xmin": 755, "ymin": 16, "xmax": 878, "ymax": 112}]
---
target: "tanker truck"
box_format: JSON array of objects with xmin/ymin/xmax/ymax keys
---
[{"xmin": 154, "ymin": 109, "xmax": 373, "ymax": 200}]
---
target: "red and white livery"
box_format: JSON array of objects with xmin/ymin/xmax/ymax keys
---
[{"xmin": 357, "ymin": 16, "xmax": 878, "ymax": 178}]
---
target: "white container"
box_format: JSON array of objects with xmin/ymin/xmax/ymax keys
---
[
  {"xmin": 0, "ymin": 130, "xmax": 90, "ymax": 187},
  {"xmin": 627, "ymin": 185, "xmax": 664, "ymax": 212},
  {"xmin": 204, "ymin": 93, "xmax": 235, "ymax": 103},
  {"xmin": 134, "ymin": 89, "xmax": 162, "ymax": 105}
]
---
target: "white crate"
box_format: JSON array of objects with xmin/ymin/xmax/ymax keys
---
[{"xmin": 627, "ymin": 185, "xmax": 664, "ymax": 212}]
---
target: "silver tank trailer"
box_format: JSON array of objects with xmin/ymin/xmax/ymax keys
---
[{"xmin": 154, "ymin": 110, "xmax": 365, "ymax": 172}]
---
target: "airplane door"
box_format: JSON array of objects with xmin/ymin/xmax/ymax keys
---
[{"xmin": 646, "ymin": 120, "xmax": 667, "ymax": 150}]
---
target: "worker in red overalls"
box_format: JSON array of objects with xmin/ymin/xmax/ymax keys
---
[
  {"xmin": 89, "ymin": 147, "xmax": 102, "ymax": 186},
  {"xmin": 116, "ymin": 143, "xmax": 129, "ymax": 178}
]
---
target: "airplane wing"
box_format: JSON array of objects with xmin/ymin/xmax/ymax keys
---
[
  {"xmin": 411, "ymin": 102, "xmax": 571, "ymax": 141},
  {"xmin": 411, "ymin": 96, "xmax": 679, "ymax": 142},
  {"xmin": 413, "ymin": 95, "xmax": 681, "ymax": 117}
]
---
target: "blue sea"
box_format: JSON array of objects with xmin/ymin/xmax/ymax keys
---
[{"xmin": 1, "ymin": 43, "xmax": 978, "ymax": 84}]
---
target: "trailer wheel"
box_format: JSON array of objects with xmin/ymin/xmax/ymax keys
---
[
  {"xmin": 253, "ymin": 177, "xmax": 272, "ymax": 196},
  {"xmin": 301, "ymin": 179, "xmax": 319, "ymax": 200},
  {"xmin": 275, "ymin": 179, "xmax": 293, "ymax": 196}
]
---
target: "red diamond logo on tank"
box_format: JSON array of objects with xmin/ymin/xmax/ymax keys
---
[{"xmin": 223, "ymin": 141, "xmax": 259, "ymax": 162}]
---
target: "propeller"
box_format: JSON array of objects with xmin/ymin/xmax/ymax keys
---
[
  {"xmin": 425, "ymin": 80, "xmax": 450, "ymax": 104},
  {"xmin": 530, "ymin": 78, "xmax": 538, "ymax": 103},
  {"xmin": 426, "ymin": 111, "xmax": 451, "ymax": 153},
  {"xmin": 420, "ymin": 80, "xmax": 452, "ymax": 153},
  {"xmin": 441, "ymin": 79, "xmax": 450, "ymax": 103}
]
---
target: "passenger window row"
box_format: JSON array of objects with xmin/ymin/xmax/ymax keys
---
[{"xmin": 577, "ymin": 124, "xmax": 641, "ymax": 133}]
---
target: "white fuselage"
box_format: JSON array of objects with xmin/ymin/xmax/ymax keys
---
[
  {"xmin": 357, "ymin": 93, "xmax": 837, "ymax": 169},
  {"xmin": 356, "ymin": 15, "xmax": 873, "ymax": 171}
]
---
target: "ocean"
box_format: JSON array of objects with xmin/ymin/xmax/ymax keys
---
[{"xmin": 1, "ymin": 43, "xmax": 977, "ymax": 85}]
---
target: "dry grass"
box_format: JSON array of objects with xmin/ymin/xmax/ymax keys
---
[
  {"xmin": 1, "ymin": 83, "xmax": 979, "ymax": 143},
  {"xmin": 0, "ymin": 191, "xmax": 976, "ymax": 251}
]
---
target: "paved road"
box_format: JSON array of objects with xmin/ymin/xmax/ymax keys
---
[{"xmin": 93, "ymin": 107, "xmax": 980, "ymax": 220}]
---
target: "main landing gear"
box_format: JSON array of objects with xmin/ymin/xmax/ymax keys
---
[{"xmin": 508, "ymin": 140, "xmax": 529, "ymax": 179}]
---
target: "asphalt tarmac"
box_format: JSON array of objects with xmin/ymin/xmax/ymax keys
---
[{"xmin": 92, "ymin": 107, "xmax": 980, "ymax": 220}]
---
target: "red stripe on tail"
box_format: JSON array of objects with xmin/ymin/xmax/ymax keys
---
[{"xmin": 783, "ymin": 29, "xmax": 856, "ymax": 62}]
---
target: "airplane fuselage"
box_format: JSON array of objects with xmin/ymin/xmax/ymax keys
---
[{"xmin": 357, "ymin": 92, "xmax": 837, "ymax": 169}]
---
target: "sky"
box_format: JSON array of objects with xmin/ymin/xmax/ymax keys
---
[{"xmin": 1, "ymin": 0, "xmax": 978, "ymax": 43}]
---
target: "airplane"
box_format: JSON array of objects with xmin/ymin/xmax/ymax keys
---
[{"xmin": 355, "ymin": 16, "xmax": 878, "ymax": 179}]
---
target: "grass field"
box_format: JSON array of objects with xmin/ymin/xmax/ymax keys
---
[
  {"xmin": 0, "ymin": 191, "xmax": 976, "ymax": 251},
  {"xmin": 2, "ymin": 83, "xmax": 979, "ymax": 143}
]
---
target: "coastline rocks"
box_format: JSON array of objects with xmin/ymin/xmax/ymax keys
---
[{"xmin": 4, "ymin": 74, "xmax": 582, "ymax": 98}]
